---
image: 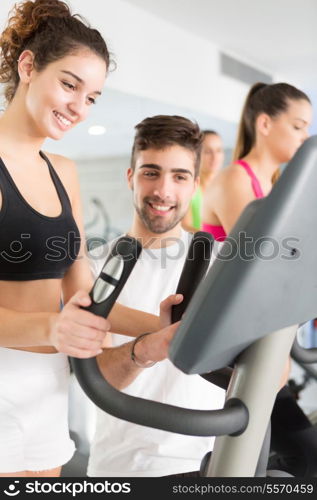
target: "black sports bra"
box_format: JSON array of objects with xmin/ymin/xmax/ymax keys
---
[{"xmin": 0, "ymin": 151, "xmax": 80, "ymax": 281}]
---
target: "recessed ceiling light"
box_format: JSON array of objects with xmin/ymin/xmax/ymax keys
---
[{"xmin": 88, "ymin": 125, "xmax": 106, "ymax": 135}]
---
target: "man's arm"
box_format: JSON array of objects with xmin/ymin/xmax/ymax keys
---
[
  {"xmin": 89, "ymin": 243, "xmax": 161, "ymax": 337},
  {"xmin": 97, "ymin": 322, "xmax": 179, "ymax": 390},
  {"xmin": 109, "ymin": 293, "xmax": 183, "ymax": 337},
  {"xmin": 108, "ymin": 303, "xmax": 160, "ymax": 337}
]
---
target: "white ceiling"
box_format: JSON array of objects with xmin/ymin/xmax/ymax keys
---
[
  {"xmin": 125, "ymin": 0, "xmax": 317, "ymax": 90},
  {"xmin": 1, "ymin": 0, "xmax": 316, "ymax": 159}
]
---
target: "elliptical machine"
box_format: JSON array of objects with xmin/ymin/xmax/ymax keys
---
[{"xmin": 71, "ymin": 136, "xmax": 317, "ymax": 476}]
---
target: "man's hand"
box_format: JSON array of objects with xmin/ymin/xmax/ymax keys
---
[
  {"xmin": 134, "ymin": 321, "xmax": 181, "ymax": 364},
  {"xmin": 159, "ymin": 294, "xmax": 183, "ymax": 328},
  {"xmin": 49, "ymin": 290, "xmax": 110, "ymax": 358}
]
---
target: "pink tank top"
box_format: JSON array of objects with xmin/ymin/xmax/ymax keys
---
[{"xmin": 202, "ymin": 160, "xmax": 264, "ymax": 241}]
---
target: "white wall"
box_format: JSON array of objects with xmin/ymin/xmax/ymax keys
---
[
  {"xmin": 77, "ymin": 156, "xmax": 133, "ymax": 239},
  {"xmin": 73, "ymin": 0, "xmax": 254, "ymax": 124}
]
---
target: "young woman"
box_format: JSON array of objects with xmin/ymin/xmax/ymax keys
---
[
  {"xmin": 202, "ymin": 81, "xmax": 316, "ymax": 476},
  {"xmin": 182, "ymin": 130, "xmax": 224, "ymax": 232},
  {"xmin": 202, "ymin": 82, "xmax": 311, "ymax": 238},
  {"xmin": 0, "ymin": 0, "xmax": 167, "ymax": 477}
]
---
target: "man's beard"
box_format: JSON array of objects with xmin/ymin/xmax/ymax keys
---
[{"xmin": 135, "ymin": 199, "xmax": 185, "ymax": 234}]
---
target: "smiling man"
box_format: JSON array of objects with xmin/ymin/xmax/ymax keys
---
[
  {"xmin": 87, "ymin": 115, "xmax": 225, "ymax": 478},
  {"xmin": 128, "ymin": 118, "xmax": 201, "ymax": 240}
]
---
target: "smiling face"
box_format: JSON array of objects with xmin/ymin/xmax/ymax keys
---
[
  {"xmin": 127, "ymin": 145, "xmax": 198, "ymax": 235},
  {"xmin": 21, "ymin": 48, "xmax": 107, "ymax": 140}
]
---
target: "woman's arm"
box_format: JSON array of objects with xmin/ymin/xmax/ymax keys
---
[
  {"xmin": 0, "ymin": 155, "xmax": 109, "ymax": 354},
  {"xmin": 0, "ymin": 291, "xmax": 109, "ymax": 357}
]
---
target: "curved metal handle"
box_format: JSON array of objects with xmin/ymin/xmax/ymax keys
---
[{"xmin": 71, "ymin": 355, "xmax": 248, "ymax": 437}]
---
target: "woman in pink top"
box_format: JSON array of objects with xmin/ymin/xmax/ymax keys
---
[
  {"xmin": 202, "ymin": 81, "xmax": 316, "ymax": 476},
  {"xmin": 202, "ymin": 82, "xmax": 311, "ymax": 241}
]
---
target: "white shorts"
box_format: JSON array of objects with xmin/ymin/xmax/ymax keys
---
[{"xmin": 0, "ymin": 347, "xmax": 75, "ymax": 473}]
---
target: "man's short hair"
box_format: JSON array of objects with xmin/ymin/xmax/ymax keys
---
[{"xmin": 131, "ymin": 115, "xmax": 203, "ymax": 177}]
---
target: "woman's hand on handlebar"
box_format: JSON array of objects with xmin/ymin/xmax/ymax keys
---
[{"xmin": 49, "ymin": 290, "xmax": 111, "ymax": 358}]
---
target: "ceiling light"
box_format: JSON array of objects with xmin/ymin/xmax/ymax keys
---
[{"xmin": 88, "ymin": 125, "xmax": 106, "ymax": 136}]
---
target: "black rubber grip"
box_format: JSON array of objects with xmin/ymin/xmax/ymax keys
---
[
  {"xmin": 171, "ymin": 231, "xmax": 214, "ymax": 323},
  {"xmin": 84, "ymin": 236, "xmax": 142, "ymax": 317}
]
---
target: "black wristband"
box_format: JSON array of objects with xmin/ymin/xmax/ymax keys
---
[{"xmin": 131, "ymin": 332, "xmax": 156, "ymax": 368}]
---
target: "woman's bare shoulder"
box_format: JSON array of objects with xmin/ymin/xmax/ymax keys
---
[
  {"xmin": 206, "ymin": 163, "xmax": 247, "ymax": 193},
  {"xmin": 43, "ymin": 151, "xmax": 76, "ymax": 172},
  {"xmin": 43, "ymin": 151, "xmax": 79, "ymax": 182},
  {"xmin": 43, "ymin": 152, "xmax": 79, "ymax": 202},
  {"xmin": 222, "ymin": 163, "xmax": 249, "ymax": 182}
]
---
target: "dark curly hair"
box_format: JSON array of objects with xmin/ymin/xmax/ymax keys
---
[{"xmin": 0, "ymin": 0, "xmax": 113, "ymax": 103}]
